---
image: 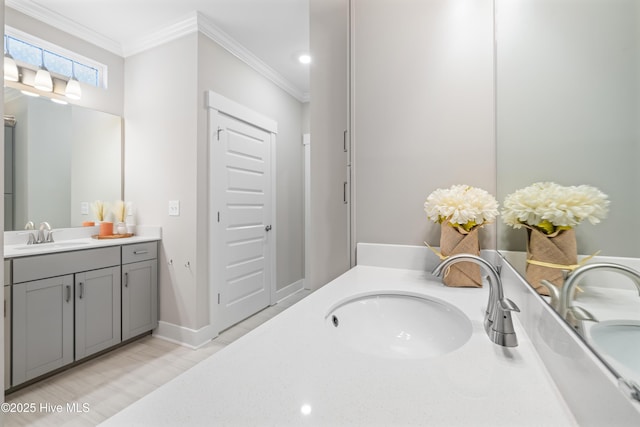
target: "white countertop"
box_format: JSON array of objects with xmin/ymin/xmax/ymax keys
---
[
  {"xmin": 4, "ymin": 226, "xmax": 161, "ymax": 259},
  {"xmin": 101, "ymin": 264, "xmax": 577, "ymax": 426}
]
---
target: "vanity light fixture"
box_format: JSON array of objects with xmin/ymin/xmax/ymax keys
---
[
  {"xmin": 3, "ymin": 37, "xmax": 19, "ymax": 82},
  {"xmin": 65, "ymin": 62, "xmax": 82, "ymax": 100},
  {"xmin": 34, "ymin": 50, "xmax": 53, "ymax": 92}
]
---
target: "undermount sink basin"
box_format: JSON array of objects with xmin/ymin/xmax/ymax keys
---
[
  {"xmin": 589, "ymin": 320, "xmax": 640, "ymax": 376},
  {"xmin": 326, "ymin": 292, "xmax": 472, "ymax": 359},
  {"xmin": 13, "ymin": 241, "xmax": 90, "ymax": 250}
]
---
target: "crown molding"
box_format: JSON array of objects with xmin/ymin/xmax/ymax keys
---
[
  {"xmin": 5, "ymin": 0, "xmax": 123, "ymax": 56},
  {"xmin": 5, "ymin": 3, "xmax": 308, "ymax": 102},
  {"xmin": 195, "ymin": 12, "xmax": 306, "ymax": 102},
  {"xmin": 121, "ymin": 12, "xmax": 199, "ymax": 58}
]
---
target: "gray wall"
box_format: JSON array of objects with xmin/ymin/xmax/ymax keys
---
[
  {"xmin": 125, "ymin": 34, "xmax": 200, "ymax": 329},
  {"xmin": 352, "ymin": 0, "xmax": 497, "ymax": 251},
  {"xmin": 496, "ymin": 0, "xmax": 640, "ymax": 257},
  {"xmin": 309, "ymin": 0, "xmax": 351, "ymax": 289},
  {"xmin": 125, "ymin": 32, "xmax": 305, "ymax": 331}
]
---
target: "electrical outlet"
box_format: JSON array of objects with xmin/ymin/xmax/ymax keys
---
[
  {"xmin": 126, "ymin": 202, "xmax": 134, "ymax": 216},
  {"xmin": 80, "ymin": 202, "xmax": 89, "ymax": 215},
  {"xmin": 168, "ymin": 200, "xmax": 180, "ymax": 216}
]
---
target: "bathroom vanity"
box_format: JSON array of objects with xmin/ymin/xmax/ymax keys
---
[
  {"xmin": 3, "ymin": 227, "xmax": 160, "ymax": 390},
  {"xmin": 101, "ymin": 243, "xmax": 640, "ymax": 426}
]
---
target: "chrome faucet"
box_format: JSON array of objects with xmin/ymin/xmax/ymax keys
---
[
  {"xmin": 549, "ymin": 263, "xmax": 640, "ymax": 334},
  {"xmin": 23, "ymin": 221, "xmax": 36, "ymax": 244},
  {"xmin": 432, "ymin": 254, "xmax": 520, "ymax": 347},
  {"xmin": 37, "ymin": 221, "xmax": 52, "ymax": 243}
]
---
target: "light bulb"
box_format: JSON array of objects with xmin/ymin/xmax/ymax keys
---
[
  {"xmin": 65, "ymin": 77, "xmax": 82, "ymax": 100},
  {"xmin": 34, "ymin": 68, "xmax": 53, "ymax": 92},
  {"xmin": 4, "ymin": 55, "xmax": 19, "ymax": 82}
]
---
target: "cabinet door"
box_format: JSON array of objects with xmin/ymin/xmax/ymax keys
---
[
  {"xmin": 5, "ymin": 285, "xmax": 11, "ymax": 390},
  {"xmin": 75, "ymin": 267, "xmax": 121, "ymax": 360},
  {"xmin": 12, "ymin": 275, "xmax": 74, "ymax": 385},
  {"xmin": 122, "ymin": 260, "xmax": 158, "ymax": 340}
]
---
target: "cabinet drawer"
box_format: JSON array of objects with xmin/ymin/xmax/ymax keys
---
[
  {"xmin": 13, "ymin": 247, "xmax": 120, "ymax": 284},
  {"xmin": 122, "ymin": 242, "xmax": 157, "ymax": 264}
]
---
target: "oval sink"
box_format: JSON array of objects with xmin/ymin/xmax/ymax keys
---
[
  {"xmin": 13, "ymin": 241, "xmax": 90, "ymax": 250},
  {"xmin": 589, "ymin": 320, "xmax": 640, "ymax": 376},
  {"xmin": 326, "ymin": 293, "xmax": 472, "ymax": 359}
]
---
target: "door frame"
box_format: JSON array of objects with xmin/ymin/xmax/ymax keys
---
[{"xmin": 206, "ymin": 90, "xmax": 278, "ymax": 337}]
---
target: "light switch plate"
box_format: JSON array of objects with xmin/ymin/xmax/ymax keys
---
[
  {"xmin": 168, "ymin": 200, "xmax": 180, "ymax": 216},
  {"xmin": 80, "ymin": 202, "xmax": 89, "ymax": 215}
]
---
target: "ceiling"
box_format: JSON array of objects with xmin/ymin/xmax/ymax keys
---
[{"xmin": 5, "ymin": 0, "xmax": 310, "ymax": 99}]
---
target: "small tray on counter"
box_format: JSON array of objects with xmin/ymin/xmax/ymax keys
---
[{"xmin": 91, "ymin": 233, "xmax": 135, "ymax": 239}]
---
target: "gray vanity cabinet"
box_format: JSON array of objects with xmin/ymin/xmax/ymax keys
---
[
  {"xmin": 12, "ymin": 275, "xmax": 74, "ymax": 385},
  {"xmin": 11, "ymin": 246, "xmax": 120, "ymax": 386},
  {"xmin": 4, "ymin": 260, "xmax": 12, "ymax": 390},
  {"xmin": 75, "ymin": 266, "xmax": 121, "ymax": 360},
  {"xmin": 122, "ymin": 242, "xmax": 158, "ymax": 340},
  {"xmin": 8, "ymin": 242, "xmax": 159, "ymax": 388}
]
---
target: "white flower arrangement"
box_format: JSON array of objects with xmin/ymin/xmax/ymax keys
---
[
  {"xmin": 502, "ymin": 182, "xmax": 609, "ymax": 235},
  {"xmin": 424, "ymin": 184, "xmax": 499, "ymax": 232}
]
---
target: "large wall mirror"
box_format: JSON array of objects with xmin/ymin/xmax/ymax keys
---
[
  {"xmin": 496, "ymin": 0, "xmax": 640, "ymax": 389},
  {"xmin": 4, "ymin": 87, "xmax": 123, "ymax": 231}
]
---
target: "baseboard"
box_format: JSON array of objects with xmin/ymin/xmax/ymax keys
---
[
  {"xmin": 275, "ymin": 279, "xmax": 304, "ymax": 303},
  {"xmin": 155, "ymin": 280, "xmax": 304, "ymax": 348},
  {"xmin": 152, "ymin": 321, "xmax": 215, "ymax": 349}
]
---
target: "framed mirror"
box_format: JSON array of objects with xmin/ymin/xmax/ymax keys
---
[
  {"xmin": 4, "ymin": 87, "xmax": 123, "ymax": 230},
  {"xmin": 496, "ymin": 0, "xmax": 640, "ymax": 388}
]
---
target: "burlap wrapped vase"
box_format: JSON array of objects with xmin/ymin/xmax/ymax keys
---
[
  {"xmin": 439, "ymin": 225, "xmax": 482, "ymax": 288},
  {"xmin": 526, "ymin": 227, "xmax": 577, "ymax": 295}
]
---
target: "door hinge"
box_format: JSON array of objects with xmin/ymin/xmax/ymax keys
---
[
  {"xmin": 217, "ymin": 293, "xmax": 221, "ymax": 304},
  {"xmin": 217, "ymin": 211, "xmax": 220, "ymax": 223},
  {"xmin": 217, "ymin": 127, "xmax": 224, "ymax": 141}
]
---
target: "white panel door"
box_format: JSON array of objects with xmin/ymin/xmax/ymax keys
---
[{"xmin": 212, "ymin": 110, "xmax": 274, "ymax": 332}]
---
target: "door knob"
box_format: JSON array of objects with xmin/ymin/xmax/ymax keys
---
[{"xmin": 265, "ymin": 225, "xmax": 272, "ymax": 232}]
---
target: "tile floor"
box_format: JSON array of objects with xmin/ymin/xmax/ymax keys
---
[{"xmin": 3, "ymin": 289, "xmax": 311, "ymax": 427}]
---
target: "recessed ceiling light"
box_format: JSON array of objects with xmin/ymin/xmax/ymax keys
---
[{"xmin": 298, "ymin": 54, "xmax": 311, "ymax": 64}]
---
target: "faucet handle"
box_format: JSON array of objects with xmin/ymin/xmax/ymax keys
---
[
  {"xmin": 500, "ymin": 298, "xmax": 520, "ymax": 313},
  {"xmin": 45, "ymin": 229, "xmax": 61, "ymax": 243},
  {"xmin": 486, "ymin": 298, "xmax": 520, "ymax": 347}
]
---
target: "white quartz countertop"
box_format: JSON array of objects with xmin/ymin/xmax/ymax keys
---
[
  {"xmin": 102, "ymin": 265, "xmax": 577, "ymax": 426},
  {"xmin": 4, "ymin": 226, "xmax": 161, "ymax": 258}
]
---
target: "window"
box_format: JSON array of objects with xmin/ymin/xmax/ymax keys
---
[{"xmin": 4, "ymin": 28, "xmax": 107, "ymax": 89}]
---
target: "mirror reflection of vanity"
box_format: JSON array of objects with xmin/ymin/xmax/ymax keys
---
[
  {"xmin": 4, "ymin": 87, "xmax": 123, "ymax": 231},
  {"xmin": 496, "ymin": 0, "xmax": 640, "ymax": 392}
]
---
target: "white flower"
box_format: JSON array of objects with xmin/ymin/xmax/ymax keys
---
[
  {"xmin": 424, "ymin": 185, "xmax": 499, "ymax": 231},
  {"xmin": 502, "ymin": 182, "xmax": 609, "ymax": 234}
]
